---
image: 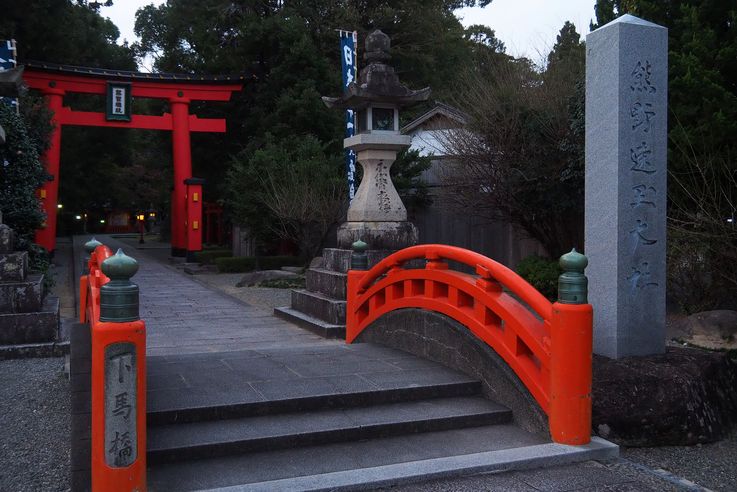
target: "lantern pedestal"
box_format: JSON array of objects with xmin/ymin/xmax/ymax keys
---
[{"xmin": 337, "ymin": 221, "xmax": 418, "ymax": 250}]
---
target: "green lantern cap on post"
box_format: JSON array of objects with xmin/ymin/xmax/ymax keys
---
[
  {"xmin": 557, "ymin": 248, "xmax": 588, "ymax": 304},
  {"xmin": 351, "ymin": 240, "xmax": 368, "ymax": 270},
  {"xmin": 100, "ymin": 249, "xmax": 140, "ymax": 322}
]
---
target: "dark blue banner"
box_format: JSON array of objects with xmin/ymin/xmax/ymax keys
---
[
  {"xmin": 0, "ymin": 39, "xmax": 18, "ymax": 108},
  {"xmin": 339, "ymin": 31, "xmax": 357, "ymax": 201}
]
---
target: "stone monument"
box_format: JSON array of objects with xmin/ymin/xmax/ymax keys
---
[
  {"xmin": 0, "ymin": 213, "xmax": 61, "ymax": 353},
  {"xmin": 585, "ymin": 14, "xmax": 668, "ymax": 358},
  {"xmin": 274, "ymin": 30, "xmax": 430, "ymax": 337}
]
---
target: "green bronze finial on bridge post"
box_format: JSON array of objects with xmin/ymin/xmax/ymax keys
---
[
  {"xmin": 83, "ymin": 237, "xmax": 103, "ymax": 273},
  {"xmin": 351, "ymin": 240, "xmax": 368, "ymax": 270},
  {"xmin": 100, "ymin": 249, "xmax": 140, "ymax": 322},
  {"xmin": 557, "ymin": 248, "xmax": 588, "ymax": 304},
  {"xmin": 84, "ymin": 237, "xmax": 102, "ymax": 255}
]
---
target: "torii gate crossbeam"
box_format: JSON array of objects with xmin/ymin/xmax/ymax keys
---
[{"xmin": 22, "ymin": 61, "xmax": 248, "ymax": 257}]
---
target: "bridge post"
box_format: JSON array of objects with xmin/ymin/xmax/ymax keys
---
[
  {"xmin": 549, "ymin": 249, "xmax": 593, "ymax": 445},
  {"xmin": 346, "ymin": 240, "xmax": 368, "ymax": 342},
  {"xmin": 91, "ymin": 249, "xmax": 147, "ymax": 491}
]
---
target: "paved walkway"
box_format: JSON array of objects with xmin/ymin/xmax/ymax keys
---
[{"xmin": 74, "ymin": 235, "xmax": 329, "ymax": 356}]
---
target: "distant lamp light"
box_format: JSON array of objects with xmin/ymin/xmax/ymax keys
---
[
  {"xmin": 75, "ymin": 215, "xmax": 82, "ymax": 220},
  {"xmin": 137, "ymin": 214, "xmax": 145, "ymax": 221},
  {"xmin": 148, "ymin": 212, "xmax": 156, "ymax": 218},
  {"xmin": 100, "ymin": 219, "xmax": 106, "ymax": 224},
  {"xmin": 57, "ymin": 203, "xmax": 63, "ymax": 209},
  {"xmin": 728, "ymin": 218, "xmax": 734, "ymax": 223}
]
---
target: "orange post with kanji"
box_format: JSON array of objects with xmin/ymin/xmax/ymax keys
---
[{"xmin": 83, "ymin": 244, "xmax": 147, "ymax": 491}]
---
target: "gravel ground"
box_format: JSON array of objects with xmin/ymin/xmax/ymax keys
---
[
  {"xmin": 0, "ymin": 357, "xmax": 70, "ymax": 492},
  {"xmin": 195, "ymin": 272, "xmax": 292, "ymax": 314},
  {"xmin": 622, "ymin": 435, "xmax": 737, "ymax": 491}
]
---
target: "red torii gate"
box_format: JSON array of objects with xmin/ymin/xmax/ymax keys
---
[{"xmin": 22, "ymin": 61, "xmax": 246, "ymax": 257}]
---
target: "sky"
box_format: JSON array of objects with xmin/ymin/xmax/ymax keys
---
[{"xmin": 106, "ymin": 0, "xmax": 597, "ymax": 68}]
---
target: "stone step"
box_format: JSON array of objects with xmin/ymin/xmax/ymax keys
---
[
  {"xmin": 0, "ymin": 251, "xmax": 28, "ymax": 282},
  {"xmin": 273, "ymin": 306, "xmax": 345, "ymax": 339},
  {"xmin": 0, "ymin": 273, "xmax": 44, "ymax": 313},
  {"xmin": 291, "ymin": 288, "xmax": 345, "ymax": 325},
  {"xmin": 146, "ymin": 345, "xmax": 482, "ymax": 426},
  {"xmin": 305, "ymin": 267, "xmax": 347, "ymax": 299},
  {"xmin": 147, "ymin": 367, "xmax": 481, "ymax": 426},
  {"xmin": 147, "ymin": 428, "xmax": 618, "ymax": 491},
  {"xmin": 147, "ymin": 396, "xmax": 512, "ymax": 464},
  {"xmin": 0, "ymin": 295, "xmax": 59, "ymax": 345}
]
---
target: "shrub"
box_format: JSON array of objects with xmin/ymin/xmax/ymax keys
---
[
  {"xmin": 215, "ymin": 255, "xmax": 301, "ymax": 273},
  {"xmin": 515, "ymin": 255, "xmax": 561, "ymax": 301},
  {"xmin": 259, "ymin": 277, "xmax": 306, "ymax": 289},
  {"xmin": 193, "ymin": 249, "xmax": 232, "ymax": 265}
]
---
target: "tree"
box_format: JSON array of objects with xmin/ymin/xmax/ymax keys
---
[
  {"xmin": 227, "ymin": 134, "xmax": 346, "ymax": 261},
  {"xmin": 0, "ymin": 97, "xmax": 51, "ymax": 242},
  {"xmin": 1, "ymin": 0, "xmax": 135, "ymax": 70},
  {"xmin": 133, "ymin": 0, "xmax": 490, "ymax": 252},
  {"xmin": 439, "ymin": 22, "xmax": 586, "ymax": 258},
  {"xmin": 591, "ymin": 1, "xmax": 737, "ymax": 161}
]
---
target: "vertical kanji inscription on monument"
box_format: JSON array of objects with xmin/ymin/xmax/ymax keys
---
[{"xmin": 585, "ymin": 14, "xmax": 668, "ymax": 358}]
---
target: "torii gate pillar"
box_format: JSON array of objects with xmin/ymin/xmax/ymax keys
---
[
  {"xmin": 35, "ymin": 90, "xmax": 64, "ymax": 251},
  {"xmin": 170, "ymin": 97, "xmax": 192, "ymax": 257}
]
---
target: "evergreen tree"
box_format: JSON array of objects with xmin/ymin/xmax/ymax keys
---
[{"xmin": 0, "ymin": 100, "xmax": 49, "ymax": 241}]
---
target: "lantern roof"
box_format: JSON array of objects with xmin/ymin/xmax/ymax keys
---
[{"xmin": 322, "ymin": 30, "xmax": 430, "ymax": 110}]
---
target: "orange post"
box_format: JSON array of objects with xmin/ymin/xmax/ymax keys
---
[
  {"xmin": 184, "ymin": 178, "xmax": 204, "ymax": 262},
  {"xmin": 548, "ymin": 302, "xmax": 593, "ymax": 444},
  {"xmin": 81, "ymin": 243, "xmax": 147, "ymax": 491},
  {"xmin": 91, "ymin": 319, "xmax": 146, "ymax": 490}
]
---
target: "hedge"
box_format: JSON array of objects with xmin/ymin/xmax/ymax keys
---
[
  {"xmin": 215, "ymin": 255, "xmax": 301, "ymax": 273},
  {"xmin": 193, "ymin": 249, "xmax": 232, "ymax": 265}
]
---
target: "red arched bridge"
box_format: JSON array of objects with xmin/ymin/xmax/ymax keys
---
[
  {"xmin": 79, "ymin": 240, "xmax": 593, "ymax": 490},
  {"xmin": 346, "ymin": 244, "xmax": 593, "ymax": 446}
]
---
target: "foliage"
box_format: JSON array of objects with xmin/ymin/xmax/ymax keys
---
[
  {"xmin": 1, "ymin": 0, "xmax": 135, "ymax": 69},
  {"xmin": 215, "ymin": 255, "xmax": 301, "ymax": 273},
  {"xmin": 667, "ymin": 148, "xmax": 737, "ymax": 313},
  {"xmin": 133, "ymin": 0, "xmax": 495, "ymax": 248},
  {"xmin": 391, "ymin": 148, "xmax": 434, "ymax": 211},
  {"xmin": 439, "ymin": 22, "xmax": 586, "ymax": 257},
  {"xmin": 591, "ymin": 1, "xmax": 737, "ymax": 196},
  {"xmin": 0, "ymin": 101, "xmax": 49, "ymax": 242},
  {"xmin": 258, "ymin": 277, "xmax": 306, "ymax": 289},
  {"xmin": 515, "ymin": 255, "xmax": 562, "ymax": 301},
  {"xmin": 227, "ymin": 134, "xmax": 345, "ymax": 260},
  {"xmin": 193, "ymin": 249, "xmax": 232, "ymax": 265}
]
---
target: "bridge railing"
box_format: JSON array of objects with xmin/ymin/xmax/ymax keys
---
[
  {"xmin": 346, "ymin": 242, "xmax": 592, "ymax": 445},
  {"xmin": 79, "ymin": 238, "xmax": 146, "ymax": 491}
]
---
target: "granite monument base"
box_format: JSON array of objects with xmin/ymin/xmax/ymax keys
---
[{"xmin": 337, "ymin": 221, "xmax": 418, "ymax": 250}]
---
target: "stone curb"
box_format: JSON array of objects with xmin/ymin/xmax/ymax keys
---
[{"xmin": 203, "ymin": 437, "xmax": 619, "ymax": 492}]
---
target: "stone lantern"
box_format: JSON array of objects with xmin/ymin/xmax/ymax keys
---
[{"xmin": 323, "ymin": 30, "xmax": 430, "ymax": 250}]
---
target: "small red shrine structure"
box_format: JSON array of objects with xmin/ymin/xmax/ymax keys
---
[{"xmin": 22, "ymin": 62, "xmax": 248, "ymax": 256}]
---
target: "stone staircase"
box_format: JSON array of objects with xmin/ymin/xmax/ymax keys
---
[
  {"xmin": 145, "ymin": 344, "xmax": 617, "ymax": 491},
  {"xmin": 0, "ymin": 216, "xmax": 61, "ymax": 357},
  {"xmin": 274, "ymin": 248, "xmax": 394, "ymax": 339}
]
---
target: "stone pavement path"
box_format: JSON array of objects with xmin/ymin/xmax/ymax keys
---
[{"xmin": 74, "ymin": 235, "xmax": 330, "ymax": 356}]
